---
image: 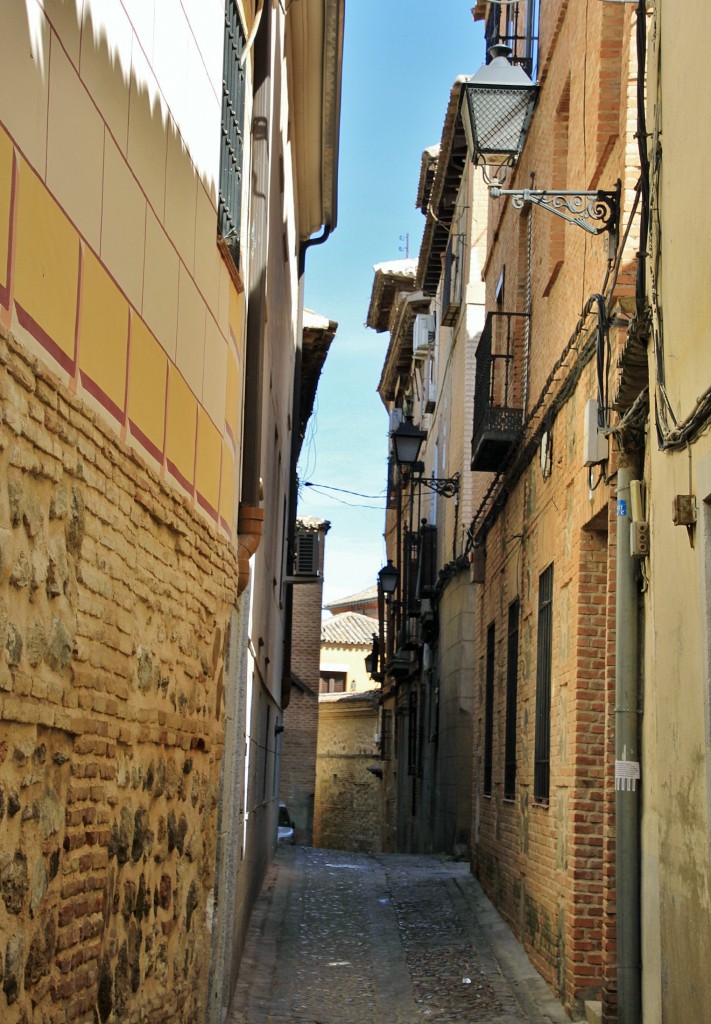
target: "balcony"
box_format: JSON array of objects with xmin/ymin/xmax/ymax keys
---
[
  {"xmin": 485, "ymin": 0, "xmax": 539, "ymax": 80},
  {"xmin": 471, "ymin": 311, "xmax": 528, "ymax": 472}
]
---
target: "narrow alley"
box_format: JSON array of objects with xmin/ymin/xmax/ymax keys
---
[{"xmin": 227, "ymin": 848, "xmax": 576, "ymax": 1024}]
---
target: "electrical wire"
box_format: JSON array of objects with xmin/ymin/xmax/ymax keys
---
[{"xmin": 303, "ymin": 482, "xmax": 387, "ymax": 500}]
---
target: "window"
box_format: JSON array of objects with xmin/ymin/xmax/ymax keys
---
[
  {"xmin": 441, "ymin": 232, "xmax": 464, "ymax": 326},
  {"xmin": 407, "ymin": 690, "xmax": 418, "ymax": 777},
  {"xmin": 543, "ymin": 79, "xmax": 570, "ymax": 296},
  {"xmin": 504, "ymin": 600, "xmax": 520, "ymax": 799},
  {"xmin": 484, "ymin": 622, "xmax": 495, "ymax": 796},
  {"xmin": 219, "ymin": 1, "xmax": 247, "ymax": 266},
  {"xmin": 319, "ymin": 672, "xmax": 346, "ymax": 694},
  {"xmin": 534, "ymin": 565, "xmax": 554, "ymax": 802},
  {"xmin": 381, "ymin": 709, "xmax": 392, "ymax": 761}
]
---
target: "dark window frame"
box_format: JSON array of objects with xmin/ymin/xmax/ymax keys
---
[
  {"xmin": 504, "ymin": 599, "xmax": 520, "ymax": 800},
  {"xmin": 319, "ymin": 672, "xmax": 347, "ymax": 694},
  {"xmin": 534, "ymin": 564, "xmax": 554, "ymax": 802},
  {"xmin": 483, "ymin": 622, "xmax": 495, "ymax": 797}
]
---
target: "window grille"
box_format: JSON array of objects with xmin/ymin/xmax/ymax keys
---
[
  {"xmin": 219, "ymin": 0, "xmax": 247, "ymax": 266},
  {"xmin": 534, "ymin": 564, "xmax": 553, "ymax": 801},
  {"xmin": 484, "ymin": 622, "xmax": 495, "ymax": 796},
  {"xmin": 381, "ymin": 709, "xmax": 392, "ymax": 761},
  {"xmin": 485, "ymin": 1, "xmax": 540, "ymax": 80},
  {"xmin": 417, "ymin": 522, "xmax": 438, "ymax": 599},
  {"xmin": 504, "ymin": 599, "xmax": 520, "ymax": 799}
]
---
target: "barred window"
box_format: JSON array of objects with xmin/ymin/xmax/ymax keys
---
[
  {"xmin": 483, "ymin": 622, "xmax": 495, "ymax": 797},
  {"xmin": 219, "ymin": 0, "xmax": 246, "ymax": 266},
  {"xmin": 534, "ymin": 564, "xmax": 553, "ymax": 802},
  {"xmin": 504, "ymin": 599, "xmax": 520, "ymax": 800}
]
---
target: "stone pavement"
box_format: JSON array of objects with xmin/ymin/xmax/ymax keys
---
[{"xmin": 226, "ymin": 847, "xmax": 581, "ymax": 1024}]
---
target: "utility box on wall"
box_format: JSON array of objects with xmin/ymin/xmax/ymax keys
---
[{"xmin": 583, "ymin": 398, "xmax": 608, "ymax": 466}]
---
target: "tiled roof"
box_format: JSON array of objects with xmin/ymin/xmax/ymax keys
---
[
  {"xmin": 325, "ymin": 585, "xmax": 377, "ymax": 610},
  {"xmin": 321, "ymin": 611, "xmax": 378, "ymax": 646},
  {"xmin": 318, "ymin": 689, "xmax": 380, "ymax": 705}
]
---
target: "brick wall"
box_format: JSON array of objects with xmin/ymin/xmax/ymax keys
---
[
  {"xmin": 280, "ymin": 520, "xmax": 328, "ymax": 843},
  {"xmin": 0, "ymin": 323, "xmax": 235, "ymax": 1024},
  {"xmin": 471, "ymin": 3, "xmax": 638, "ymax": 1016}
]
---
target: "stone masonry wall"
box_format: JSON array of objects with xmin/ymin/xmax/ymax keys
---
[
  {"xmin": 0, "ymin": 324, "xmax": 236, "ymax": 1024},
  {"xmin": 313, "ymin": 695, "xmax": 381, "ymax": 853}
]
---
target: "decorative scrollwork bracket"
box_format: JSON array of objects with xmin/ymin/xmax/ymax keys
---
[
  {"xmin": 490, "ymin": 180, "xmax": 620, "ymax": 247},
  {"xmin": 412, "ymin": 467, "xmax": 460, "ymax": 499}
]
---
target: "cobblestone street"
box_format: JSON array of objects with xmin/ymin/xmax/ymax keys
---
[{"xmin": 227, "ymin": 848, "xmax": 576, "ymax": 1024}]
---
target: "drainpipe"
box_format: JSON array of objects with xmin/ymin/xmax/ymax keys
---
[{"xmin": 615, "ymin": 464, "xmax": 642, "ymax": 1024}]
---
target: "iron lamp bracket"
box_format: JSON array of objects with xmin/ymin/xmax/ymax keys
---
[
  {"xmin": 489, "ymin": 181, "xmax": 620, "ymax": 242},
  {"xmin": 411, "ymin": 464, "xmax": 460, "ymax": 498}
]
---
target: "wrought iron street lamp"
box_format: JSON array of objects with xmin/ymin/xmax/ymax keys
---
[
  {"xmin": 378, "ymin": 560, "xmax": 399, "ymax": 597},
  {"xmin": 460, "ymin": 44, "xmax": 538, "ymax": 176},
  {"xmin": 364, "ymin": 634, "xmax": 381, "ymax": 680},
  {"xmin": 390, "ymin": 417, "xmax": 460, "ymax": 498},
  {"xmin": 461, "ymin": 45, "xmax": 619, "ymax": 248},
  {"xmin": 391, "ymin": 416, "xmax": 427, "ymax": 468}
]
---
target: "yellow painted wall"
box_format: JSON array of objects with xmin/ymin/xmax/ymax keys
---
[
  {"xmin": 641, "ymin": 5, "xmax": 711, "ymax": 1022},
  {"xmin": 320, "ymin": 643, "xmax": 377, "ymax": 694},
  {"xmin": 0, "ymin": 0, "xmax": 247, "ymax": 538}
]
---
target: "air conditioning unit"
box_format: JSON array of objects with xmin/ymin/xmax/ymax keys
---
[
  {"xmin": 413, "ymin": 314, "xmax": 435, "ymax": 360},
  {"xmin": 293, "ymin": 530, "xmax": 320, "ymax": 577},
  {"xmin": 389, "ymin": 407, "xmax": 404, "ymax": 433}
]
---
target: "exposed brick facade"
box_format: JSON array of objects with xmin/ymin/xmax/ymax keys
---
[
  {"xmin": 0, "ymin": 324, "xmax": 236, "ymax": 1023},
  {"xmin": 280, "ymin": 520, "xmax": 328, "ymax": 844},
  {"xmin": 470, "ymin": 3, "xmax": 639, "ymax": 1020}
]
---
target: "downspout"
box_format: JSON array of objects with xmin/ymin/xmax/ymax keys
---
[
  {"xmin": 613, "ymin": 5, "xmax": 649, "ymax": 1017},
  {"xmin": 298, "ymin": 225, "xmax": 332, "ymax": 278},
  {"xmin": 238, "ymin": 2, "xmax": 272, "ymax": 592},
  {"xmin": 615, "ymin": 464, "xmax": 642, "ymax": 1024}
]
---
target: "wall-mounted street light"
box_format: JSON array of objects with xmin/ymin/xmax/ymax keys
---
[
  {"xmin": 390, "ymin": 417, "xmax": 460, "ymax": 499},
  {"xmin": 460, "ymin": 44, "xmax": 539, "ymax": 178},
  {"xmin": 461, "ymin": 45, "xmax": 619, "ymax": 247},
  {"xmin": 378, "ymin": 560, "xmax": 399, "ymax": 597},
  {"xmin": 391, "ymin": 416, "xmax": 427, "ymax": 467},
  {"xmin": 364, "ymin": 633, "xmax": 382, "ymax": 680}
]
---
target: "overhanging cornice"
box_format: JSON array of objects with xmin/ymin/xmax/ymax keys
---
[
  {"xmin": 287, "ymin": 0, "xmax": 345, "ymax": 238},
  {"xmin": 415, "ymin": 77, "xmax": 469, "ymax": 296}
]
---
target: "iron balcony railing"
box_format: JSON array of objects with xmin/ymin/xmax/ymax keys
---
[
  {"xmin": 471, "ymin": 311, "xmax": 528, "ymax": 472},
  {"xmin": 485, "ymin": 0, "xmax": 540, "ymax": 80}
]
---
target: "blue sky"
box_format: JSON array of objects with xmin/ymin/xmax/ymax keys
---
[{"xmin": 298, "ymin": 2, "xmax": 485, "ymax": 607}]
